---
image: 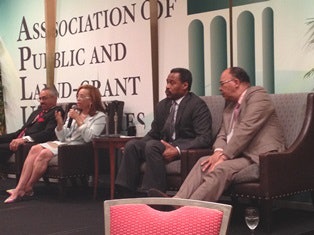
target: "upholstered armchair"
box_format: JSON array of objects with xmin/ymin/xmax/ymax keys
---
[
  {"xmin": 44, "ymin": 142, "xmax": 95, "ymax": 197},
  {"xmin": 13, "ymin": 140, "xmax": 94, "ymax": 199},
  {"xmin": 229, "ymin": 93, "xmax": 314, "ymax": 231},
  {"xmin": 12, "ymin": 101, "xmax": 124, "ymax": 198},
  {"xmin": 164, "ymin": 95, "xmax": 225, "ymax": 192},
  {"xmin": 177, "ymin": 93, "xmax": 314, "ymax": 232},
  {"xmin": 0, "ymin": 145, "xmax": 24, "ymax": 182},
  {"xmin": 136, "ymin": 96, "xmax": 225, "ymax": 193},
  {"xmin": 0, "ymin": 158, "xmax": 16, "ymax": 179},
  {"xmin": 164, "ymin": 148, "xmax": 212, "ymax": 192}
]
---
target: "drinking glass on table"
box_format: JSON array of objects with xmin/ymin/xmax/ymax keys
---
[{"xmin": 245, "ymin": 207, "xmax": 260, "ymax": 234}]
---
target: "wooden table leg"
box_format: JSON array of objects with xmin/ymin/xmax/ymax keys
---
[
  {"xmin": 93, "ymin": 147, "xmax": 99, "ymax": 200},
  {"xmin": 109, "ymin": 144, "xmax": 115, "ymax": 199}
]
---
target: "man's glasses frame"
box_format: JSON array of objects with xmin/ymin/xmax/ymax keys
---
[
  {"xmin": 37, "ymin": 96, "xmax": 52, "ymax": 102},
  {"xmin": 219, "ymin": 79, "xmax": 235, "ymax": 86}
]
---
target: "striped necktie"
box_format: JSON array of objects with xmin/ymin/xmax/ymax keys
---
[{"xmin": 163, "ymin": 101, "xmax": 177, "ymax": 142}]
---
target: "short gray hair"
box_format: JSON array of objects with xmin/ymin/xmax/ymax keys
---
[{"xmin": 43, "ymin": 85, "xmax": 59, "ymax": 98}]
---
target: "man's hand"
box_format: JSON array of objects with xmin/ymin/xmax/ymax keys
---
[
  {"xmin": 200, "ymin": 151, "xmax": 227, "ymax": 173},
  {"xmin": 9, "ymin": 138, "xmax": 26, "ymax": 151},
  {"xmin": 161, "ymin": 140, "xmax": 179, "ymax": 162}
]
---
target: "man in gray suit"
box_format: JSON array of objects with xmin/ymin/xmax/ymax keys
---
[
  {"xmin": 151, "ymin": 67, "xmax": 285, "ymax": 201},
  {"xmin": 115, "ymin": 68, "xmax": 212, "ymax": 197}
]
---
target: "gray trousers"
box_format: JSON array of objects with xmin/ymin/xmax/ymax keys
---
[
  {"xmin": 115, "ymin": 138, "xmax": 167, "ymax": 192},
  {"xmin": 175, "ymin": 156, "xmax": 252, "ymax": 201}
]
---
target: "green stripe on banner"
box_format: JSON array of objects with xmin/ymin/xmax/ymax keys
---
[{"xmin": 188, "ymin": 0, "xmax": 269, "ymax": 15}]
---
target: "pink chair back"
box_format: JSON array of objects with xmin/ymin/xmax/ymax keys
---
[{"xmin": 104, "ymin": 197, "xmax": 232, "ymax": 235}]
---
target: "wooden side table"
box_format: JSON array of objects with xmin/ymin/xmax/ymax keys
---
[{"xmin": 92, "ymin": 136, "xmax": 140, "ymax": 199}]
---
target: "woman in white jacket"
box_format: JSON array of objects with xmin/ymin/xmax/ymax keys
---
[{"xmin": 5, "ymin": 84, "xmax": 106, "ymax": 203}]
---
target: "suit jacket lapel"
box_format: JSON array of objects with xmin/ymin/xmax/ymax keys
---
[
  {"xmin": 224, "ymin": 103, "xmax": 235, "ymax": 134},
  {"xmin": 24, "ymin": 109, "xmax": 41, "ymax": 127},
  {"xmin": 175, "ymin": 93, "xmax": 190, "ymax": 126}
]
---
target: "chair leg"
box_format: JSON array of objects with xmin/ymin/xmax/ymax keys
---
[
  {"xmin": 80, "ymin": 176, "xmax": 88, "ymax": 187},
  {"xmin": 0, "ymin": 172, "xmax": 6, "ymax": 180},
  {"xmin": 70, "ymin": 178, "xmax": 78, "ymax": 187},
  {"xmin": 43, "ymin": 176, "xmax": 50, "ymax": 185},
  {"xmin": 230, "ymin": 195, "xmax": 238, "ymax": 207},
  {"xmin": 311, "ymin": 191, "xmax": 314, "ymax": 207},
  {"xmin": 58, "ymin": 178, "xmax": 67, "ymax": 200},
  {"xmin": 260, "ymin": 199, "xmax": 273, "ymax": 233}
]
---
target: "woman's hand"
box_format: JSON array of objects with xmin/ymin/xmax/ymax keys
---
[
  {"xmin": 55, "ymin": 110, "xmax": 65, "ymax": 130},
  {"xmin": 67, "ymin": 108, "xmax": 80, "ymax": 120}
]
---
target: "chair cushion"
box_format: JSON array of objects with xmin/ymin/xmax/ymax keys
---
[
  {"xmin": 48, "ymin": 156, "xmax": 58, "ymax": 166},
  {"xmin": 233, "ymin": 163, "xmax": 259, "ymax": 184},
  {"xmin": 110, "ymin": 204, "xmax": 223, "ymax": 235},
  {"xmin": 270, "ymin": 93, "xmax": 307, "ymax": 147},
  {"xmin": 165, "ymin": 160, "xmax": 181, "ymax": 174},
  {"xmin": 7, "ymin": 154, "xmax": 15, "ymax": 163},
  {"xmin": 201, "ymin": 95, "xmax": 225, "ymax": 138},
  {"xmin": 140, "ymin": 160, "xmax": 181, "ymax": 175}
]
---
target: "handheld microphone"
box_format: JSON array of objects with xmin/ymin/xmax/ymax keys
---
[{"xmin": 67, "ymin": 105, "xmax": 78, "ymax": 128}]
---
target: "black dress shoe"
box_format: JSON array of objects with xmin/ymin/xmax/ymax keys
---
[{"xmin": 148, "ymin": 188, "xmax": 169, "ymax": 198}]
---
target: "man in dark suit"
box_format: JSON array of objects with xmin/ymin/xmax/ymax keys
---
[
  {"xmin": 151, "ymin": 67, "xmax": 285, "ymax": 201},
  {"xmin": 0, "ymin": 86, "xmax": 64, "ymax": 164},
  {"xmin": 115, "ymin": 68, "xmax": 212, "ymax": 196}
]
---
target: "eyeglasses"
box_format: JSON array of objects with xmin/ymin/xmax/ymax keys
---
[
  {"xmin": 219, "ymin": 79, "xmax": 235, "ymax": 86},
  {"xmin": 76, "ymin": 95, "xmax": 91, "ymax": 101},
  {"xmin": 37, "ymin": 96, "xmax": 51, "ymax": 102}
]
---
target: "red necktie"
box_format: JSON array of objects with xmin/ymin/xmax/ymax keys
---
[
  {"xmin": 17, "ymin": 128, "xmax": 26, "ymax": 138},
  {"xmin": 17, "ymin": 110, "xmax": 44, "ymax": 138}
]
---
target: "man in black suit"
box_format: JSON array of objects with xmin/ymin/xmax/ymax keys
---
[
  {"xmin": 0, "ymin": 86, "xmax": 64, "ymax": 164},
  {"xmin": 115, "ymin": 68, "xmax": 212, "ymax": 196}
]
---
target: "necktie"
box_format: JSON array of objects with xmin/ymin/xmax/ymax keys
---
[
  {"xmin": 164, "ymin": 101, "xmax": 177, "ymax": 141},
  {"xmin": 227, "ymin": 103, "xmax": 240, "ymax": 142},
  {"xmin": 17, "ymin": 128, "xmax": 26, "ymax": 138},
  {"xmin": 17, "ymin": 110, "xmax": 45, "ymax": 138},
  {"xmin": 232, "ymin": 103, "xmax": 240, "ymax": 124}
]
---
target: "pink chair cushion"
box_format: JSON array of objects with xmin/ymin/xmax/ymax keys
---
[{"xmin": 110, "ymin": 204, "xmax": 223, "ymax": 235}]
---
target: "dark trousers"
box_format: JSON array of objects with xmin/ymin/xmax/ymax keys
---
[
  {"xmin": 0, "ymin": 133, "xmax": 16, "ymax": 164},
  {"xmin": 115, "ymin": 138, "xmax": 166, "ymax": 192}
]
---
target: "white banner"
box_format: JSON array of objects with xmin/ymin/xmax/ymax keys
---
[{"xmin": 0, "ymin": 0, "xmax": 313, "ymax": 133}]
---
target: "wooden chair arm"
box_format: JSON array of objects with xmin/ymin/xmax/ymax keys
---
[{"xmin": 259, "ymin": 147, "xmax": 314, "ymax": 196}]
